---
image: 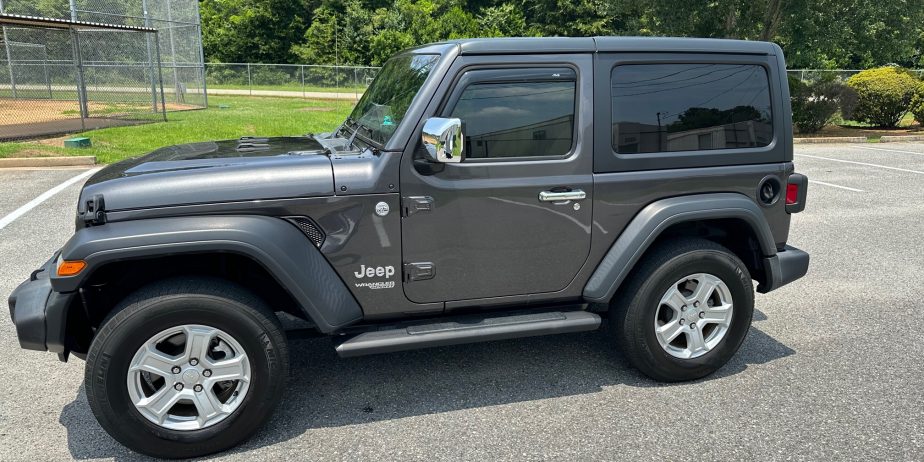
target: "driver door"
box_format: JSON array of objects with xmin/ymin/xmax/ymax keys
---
[{"xmin": 400, "ymin": 55, "xmax": 594, "ymax": 305}]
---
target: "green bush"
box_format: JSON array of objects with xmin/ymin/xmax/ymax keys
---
[
  {"xmin": 846, "ymin": 67, "xmax": 919, "ymax": 127},
  {"xmin": 910, "ymin": 83, "xmax": 924, "ymax": 126},
  {"xmin": 788, "ymin": 75, "xmax": 855, "ymax": 133}
]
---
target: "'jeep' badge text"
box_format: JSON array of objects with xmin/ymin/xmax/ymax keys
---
[
  {"xmin": 354, "ymin": 265, "xmax": 395, "ymax": 279},
  {"xmin": 353, "ymin": 265, "xmax": 396, "ymax": 290}
]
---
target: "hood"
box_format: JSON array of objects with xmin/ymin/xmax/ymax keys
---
[{"xmin": 78, "ymin": 136, "xmax": 334, "ymax": 215}]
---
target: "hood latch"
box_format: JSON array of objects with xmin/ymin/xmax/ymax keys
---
[{"xmin": 81, "ymin": 194, "xmax": 107, "ymax": 226}]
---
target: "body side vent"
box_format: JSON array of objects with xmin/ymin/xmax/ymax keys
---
[{"xmin": 283, "ymin": 216, "xmax": 325, "ymax": 248}]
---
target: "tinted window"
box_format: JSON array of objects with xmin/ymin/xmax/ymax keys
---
[
  {"xmin": 611, "ymin": 64, "xmax": 773, "ymax": 154},
  {"xmin": 449, "ymin": 79, "xmax": 575, "ymax": 159}
]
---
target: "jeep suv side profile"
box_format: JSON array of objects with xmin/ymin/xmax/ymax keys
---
[{"xmin": 8, "ymin": 37, "xmax": 809, "ymax": 458}]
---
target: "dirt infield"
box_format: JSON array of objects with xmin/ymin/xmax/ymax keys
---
[
  {"xmin": 0, "ymin": 98, "xmax": 201, "ymax": 140},
  {"xmin": 0, "ymin": 98, "xmax": 196, "ymax": 124}
]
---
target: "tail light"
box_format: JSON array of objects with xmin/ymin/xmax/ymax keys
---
[{"xmin": 785, "ymin": 173, "xmax": 808, "ymax": 213}]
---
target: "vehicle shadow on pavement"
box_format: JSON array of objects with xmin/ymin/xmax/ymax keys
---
[{"xmin": 59, "ymin": 310, "xmax": 792, "ymax": 460}]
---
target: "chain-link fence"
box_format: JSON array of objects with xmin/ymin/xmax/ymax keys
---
[
  {"xmin": 206, "ymin": 63, "xmax": 380, "ymax": 100},
  {"xmin": 787, "ymin": 69, "xmax": 924, "ymax": 82},
  {"xmin": 0, "ymin": 0, "xmax": 206, "ymax": 140},
  {"xmin": 204, "ymin": 66, "xmax": 924, "ymax": 101},
  {"xmin": 0, "ymin": 21, "xmax": 172, "ymax": 140}
]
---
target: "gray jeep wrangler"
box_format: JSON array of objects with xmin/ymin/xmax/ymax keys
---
[{"xmin": 8, "ymin": 37, "xmax": 809, "ymax": 458}]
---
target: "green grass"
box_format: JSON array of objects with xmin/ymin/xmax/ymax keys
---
[
  {"xmin": 834, "ymin": 112, "xmax": 917, "ymax": 128},
  {"xmin": 0, "ymin": 96, "xmax": 354, "ymax": 164},
  {"xmin": 208, "ymin": 83, "xmax": 367, "ymax": 94}
]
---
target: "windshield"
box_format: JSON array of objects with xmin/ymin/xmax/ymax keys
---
[{"xmin": 348, "ymin": 53, "xmax": 439, "ymax": 146}]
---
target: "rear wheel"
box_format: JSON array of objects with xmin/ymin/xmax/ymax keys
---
[
  {"xmin": 85, "ymin": 278, "xmax": 289, "ymax": 458},
  {"xmin": 610, "ymin": 238, "xmax": 754, "ymax": 382}
]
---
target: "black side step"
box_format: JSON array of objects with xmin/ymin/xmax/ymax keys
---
[{"xmin": 335, "ymin": 311, "xmax": 601, "ymax": 358}]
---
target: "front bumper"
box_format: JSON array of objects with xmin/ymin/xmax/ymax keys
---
[
  {"xmin": 7, "ymin": 254, "xmax": 76, "ymax": 358},
  {"xmin": 757, "ymin": 245, "xmax": 810, "ymax": 293}
]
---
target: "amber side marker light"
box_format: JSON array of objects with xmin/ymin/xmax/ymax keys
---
[{"xmin": 57, "ymin": 260, "xmax": 86, "ymax": 277}]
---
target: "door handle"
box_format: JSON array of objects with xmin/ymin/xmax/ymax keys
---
[{"xmin": 539, "ymin": 189, "xmax": 587, "ymax": 202}]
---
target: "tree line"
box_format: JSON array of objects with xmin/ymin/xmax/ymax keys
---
[{"xmin": 200, "ymin": 0, "xmax": 924, "ymax": 68}]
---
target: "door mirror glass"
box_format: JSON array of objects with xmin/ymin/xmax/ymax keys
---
[{"xmin": 421, "ymin": 117, "xmax": 464, "ymax": 163}]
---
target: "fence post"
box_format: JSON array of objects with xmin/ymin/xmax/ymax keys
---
[
  {"xmin": 193, "ymin": 3, "xmax": 207, "ymax": 107},
  {"xmin": 69, "ymin": 27, "xmax": 88, "ymax": 130},
  {"xmin": 141, "ymin": 0, "xmax": 158, "ymax": 112},
  {"xmin": 301, "ymin": 64, "xmax": 305, "ymax": 98},
  {"xmin": 0, "ymin": 0, "xmax": 18, "ymax": 100},
  {"xmin": 247, "ymin": 63, "xmax": 252, "ymax": 95},
  {"xmin": 1, "ymin": 28, "xmax": 16, "ymax": 99},
  {"xmin": 43, "ymin": 49, "xmax": 52, "ymax": 99},
  {"xmin": 154, "ymin": 30, "xmax": 167, "ymax": 121},
  {"xmin": 165, "ymin": 0, "xmax": 181, "ymax": 104}
]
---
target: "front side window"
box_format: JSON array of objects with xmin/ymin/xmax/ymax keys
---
[
  {"xmin": 449, "ymin": 75, "xmax": 575, "ymax": 159},
  {"xmin": 611, "ymin": 63, "xmax": 773, "ymax": 154},
  {"xmin": 349, "ymin": 53, "xmax": 439, "ymax": 146}
]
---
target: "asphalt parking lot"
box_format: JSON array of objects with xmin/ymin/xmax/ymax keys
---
[{"xmin": 1, "ymin": 143, "xmax": 922, "ymax": 460}]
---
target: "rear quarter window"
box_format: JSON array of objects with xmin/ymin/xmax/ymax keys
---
[{"xmin": 611, "ymin": 63, "xmax": 773, "ymax": 154}]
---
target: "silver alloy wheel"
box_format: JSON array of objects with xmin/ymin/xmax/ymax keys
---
[
  {"xmin": 654, "ymin": 273, "xmax": 734, "ymax": 359},
  {"xmin": 126, "ymin": 324, "xmax": 251, "ymax": 431}
]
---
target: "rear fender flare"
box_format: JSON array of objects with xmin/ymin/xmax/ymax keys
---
[{"xmin": 583, "ymin": 193, "xmax": 777, "ymax": 303}]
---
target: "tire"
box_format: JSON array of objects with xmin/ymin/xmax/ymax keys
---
[
  {"xmin": 610, "ymin": 238, "xmax": 754, "ymax": 382},
  {"xmin": 84, "ymin": 277, "xmax": 289, "ymax": 459}
]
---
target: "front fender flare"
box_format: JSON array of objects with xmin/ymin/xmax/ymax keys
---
[
  {"xmin": 583, "ymin": 193, "xmax": 777, "ymax": 303},
  {"xmin": 53, "ymin": 215, "xmax": 363, "ymax": 333}
]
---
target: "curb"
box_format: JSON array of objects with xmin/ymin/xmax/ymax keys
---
[
  {"xmin": 794, "ymin": 135, "xmax": 924, "ymax": 144},
  {"xmin": 793, "ymin": 137, "xmax": 867, "ymax": 144},
  {"xmin": 0, "ymin": 156, "xmax": 96, "ymax": 168},
  {"xmin": 880, "ymin": 135, "xmax": 924, "ymax": 142}
]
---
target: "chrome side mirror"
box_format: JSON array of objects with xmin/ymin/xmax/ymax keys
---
[{"xmin": 421, "ymin": 117, "xmax": 464, "ymax": 163}]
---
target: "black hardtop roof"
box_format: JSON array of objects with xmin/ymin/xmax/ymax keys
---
[{"xmin": 417, "ymin": 36, "xmax": 777, "ymax": 56}]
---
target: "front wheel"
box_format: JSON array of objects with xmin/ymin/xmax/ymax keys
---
[
  {"xmin": 84, "ymin": 278, "xmax": 289, "ymax": 458},
  {"xmin": 611, "ymin": 238, "xmax": 754, "ymax": 382}
]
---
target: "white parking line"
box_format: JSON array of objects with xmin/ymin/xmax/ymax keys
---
[
  {"xmin": 795, "ymin": 154, "xmax": 924, "ymax": 175},
  {"xmin": 809, "ymin": 180, "xmax": 864, "ymax": 192},
  {"xmin": 854, "ymin": 146, "xmax": 924, "ymax": 157},
  {"xmin": 0, "ymin": 168, "xmax": 99, "ymax": 231}
]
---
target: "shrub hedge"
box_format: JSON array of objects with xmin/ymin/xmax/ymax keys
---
[
  {"xmin": 845, "ymin": 67, "xmax": 920, "ymax": 128},
  {"xmin": 788, "ymin": 75, "xmax": 855, "ymax": 133},
  {"xmin": 911, "ymin": 84, "xmax": 924, "ymax": 126}
]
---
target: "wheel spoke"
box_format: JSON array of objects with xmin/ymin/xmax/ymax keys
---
[
  {"xmin": 136, "ymin": 386, "xmax": 183, "ymax": 424},
  {"xmin": 660, "ymin": 286, "xmax": 688, "ymax": 312},
  {"xmin": 656, "ymin": 320, "xmax": 685, "ymax": 344},
  {"xmin": 192, "ymin": 388, "xmax": 226, "ymax": 426},
  {"xmin": 701, "ymin": 302, "xmax": 733, "ymax": 327},
  {"xmin": 129, "ymin": 345, "xmax": 178, "ymax": 377},
  {"xmin": 206, "ymin": 355, "xmax": 248, "ymax": 383},
  {"xmin": 183, "ymin": 325, "xmax": 215, "ymax": 362},
  {"xmin": 687, "ymin": 327, "xmax": 708, "ymax": 354},
  {"xmin": 692, "ymin": 274, "xmax": 720, "ymax": 305}
]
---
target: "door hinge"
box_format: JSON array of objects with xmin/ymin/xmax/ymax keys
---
[
  {"xmin": 403, "ymin": 196, "xmax": 434, "ymax": 216},
  {"xmin": 404, "ymin": 262, "xmax": 435, "ymax": 282}
]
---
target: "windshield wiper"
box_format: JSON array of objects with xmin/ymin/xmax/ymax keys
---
[{"xmin": 337, "ymin": 117, "xmax": 357, "ymax": 138}]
